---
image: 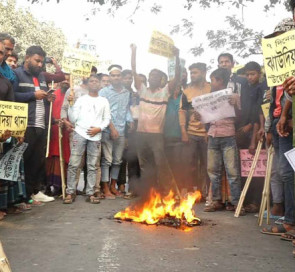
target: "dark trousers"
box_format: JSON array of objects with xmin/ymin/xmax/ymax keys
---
[
  {"xmin": 24, "ymin": 127, "xmax": 47, "ymax": 198},
  {"xmin": 182, "ymin": 134, "xmax": 209, "ymax": 195},
  {"xmin": 136, "ymin": 132, "xmax": 175, "ymax": 195},
  {"xmin": 272, "ymin": 118, "xmax": 295, "ymax": 225}
]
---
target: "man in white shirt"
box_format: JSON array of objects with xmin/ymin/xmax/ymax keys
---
[{"xmin": 64, "ymin": 74, "xmax": 111, "ymax": 204}]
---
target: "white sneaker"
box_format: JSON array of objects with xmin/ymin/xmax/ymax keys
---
[{"xmin": 31, "ymin": 191, "xmax": 55, "ymax": 202}]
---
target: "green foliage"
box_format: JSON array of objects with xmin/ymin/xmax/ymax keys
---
[{"xmin": 0, "ymin": 0, "xmax": 67, "ymax": 62}]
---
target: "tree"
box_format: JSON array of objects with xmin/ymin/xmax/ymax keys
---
[
  {"xmin": 26, "ymin": 0, "xmax": 291, "ymax": 60},
  {"xmin": 0, "ymin": 0, "xmax": 67, "ymax": 62}
]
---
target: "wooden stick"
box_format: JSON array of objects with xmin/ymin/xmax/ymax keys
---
[
  {"xmin": 46, "ymin": 101, "xmax": 53, "ymax": 158},
  {"xmin": 46, "ymin": 81, "xmax": 54, "ymax": 158},
  {"xmin": 234, "ymin": 140, "xmax": 263, "ymax": 217},
  {"xmin": 258, "ymin": 146, "xmax": 274, "ymax": 226},
  {"xmin": 58, "ymin": 125, "xmax": 66, "ymax": 200}
]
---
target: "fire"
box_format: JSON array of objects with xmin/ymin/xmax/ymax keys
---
[{"xmin": 114, "ymin": 188, "xmax": 202, "ymax": 228}]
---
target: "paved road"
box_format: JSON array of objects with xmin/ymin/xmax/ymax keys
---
[{"xmin": 0, "ymin": 196, "xmax": 293, "ymax": 272}]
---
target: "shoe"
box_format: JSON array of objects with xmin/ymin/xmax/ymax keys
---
[{"xmin": 32, "ymin": 191, "xmax": 55, "ymax": 202}]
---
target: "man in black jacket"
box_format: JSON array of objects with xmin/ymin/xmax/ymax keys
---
[{"xmin": 13, "ymin": 46, "xmax": 55, "ymax": 205}]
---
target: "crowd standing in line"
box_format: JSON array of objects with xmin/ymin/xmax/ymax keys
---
[{"xmin": 1, "ymin": 0, "xmax": 295, "ymax": 258}]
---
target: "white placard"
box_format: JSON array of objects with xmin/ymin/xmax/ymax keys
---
[
  {"xmin": 192, "ymin": 88, "xmax": 235, "ymax": 123},
  {"xmin": 284, "ymin": 148, "xmax": 295, "ymax": 172}
]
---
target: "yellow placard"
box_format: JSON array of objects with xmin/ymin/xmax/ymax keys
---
[
  {"xmin": 0, "ymin": 101, "xmax": 28, "ymax": 137},
  {"xmin": 62, "ymin": 46, "xmax": 97, "ymax": 77},
  {"xmin": 261, "ymin": 103, "xmax": 270, "ymax": 119},
  {"xmin": 149, "ymin": 31, "xmax": 174, "ymax": 58},
  {"xmin": 262, "ymin": 29, "xmax": 295, "ymax": 87}
]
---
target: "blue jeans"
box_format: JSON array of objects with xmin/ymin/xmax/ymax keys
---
[
  {"xmin": 101, "ymin": 132, "xmax": 125, "ymax": 182},
  {"xmin": 207, "ymin": 136, "xmax": 241, "ymax": 205},
  {"xmin": 67, "ymin": 132, "xmax": 101, "ymax": 196},
  {"xmin": 272, "ymin": 119, "xmax": 294, "ymax": 225}
]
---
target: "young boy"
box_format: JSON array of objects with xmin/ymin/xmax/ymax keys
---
[
  {"xmin": 64, "ymin": 74, "xmax": 111, "ymax": 204},
  {"xmin": 202, "ymin": 68, "xmax": 244, "ymax": 214}
]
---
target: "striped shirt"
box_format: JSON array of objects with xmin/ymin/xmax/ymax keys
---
[
  {"xmin": 32, "ymin": 77, "xmax": 45, "ymax": 129},
  {"xmin": 137, "ymin": 84, "xmax": 169, "ymax": 134}
]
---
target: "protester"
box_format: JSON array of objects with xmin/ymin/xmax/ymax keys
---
[
  {"xmin": 131, "ymin": 44, "xmax": 181, "ymax": 197},
  {"xmin": 117, "ymin": 69, "xmax": 134, "ymax": 194},
  {"xmin": 179, "ymin": 63, "xmax": 211, "ymax": 197},
  {"xmin": 217, "ymin": 53, "xmax": 247, "ymax": 95},
  {"xmin": 0, "ymin": 33, "xmax": 15, "ymax": 83},
  {"xmin": 13, "ymin": 46, "xmax": 55, "ymax": 205},
  {"xmin": 200, "ymin": 68, "xmax": 244, "ymax": 214},
  {"xmin": 98, "ymin": 73, "xmax": 110, "ymax": 88},
  {"xmin": 261, "ymin": 18, "xmax": 295, "ymax": 236},
  {"xmin": 46, "ymin": 74, "xmax": 71, "ymax": 196},
  {"xmin": 100, "ymin": 65, "xmax": 134, "ymax": 199},
  {"xmin": 5, "ymin": 51, "xmax": 18, "ymax": 70},
  {"xmin": 64, "ymin": 74, "xmax": 111, "ymax": 204}
]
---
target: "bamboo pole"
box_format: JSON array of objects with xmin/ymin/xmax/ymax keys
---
[
  {"xmin": 258, "ymin": 145, "xmax": 274, "ymax": 226},
  {"xmin": 234, "ymin": 140, "xmax": 263, "ymax": 217},
  {"xmin": 59, "ymin": 125, "xmax": 66, "ymax": 199}
]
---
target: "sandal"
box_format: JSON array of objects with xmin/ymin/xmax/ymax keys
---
[
  {"xmin": 244, "ymin": 203, "xmax": 259, "ymax": 213},
  {"xmin": 94, "ymin": 191, "xmax": 105, "ymax": 199},
  {"xmin": 6, "ymin": 207, "xmax": 23, "ymax": 215},
  {"xmin": 86, "ymin": 195, "xmax": 100, "ymax": 204},
  {"xmin": 15, "ymin": 202, "xmax": 32, "ymax": 211},
  {"xmin": 261, "ymin": 224, "xmax": 288, "ymax": 236},
  {"xmin": 123, "ymin": 192, "xmax": 136, "ymax": 200},
  {"xmin": 226, "ymin": 203, "xmax": 235, "ymax": 211},
  {"xmin": 204, "ymin": 201, "xmax": 225, "ymax": 212},
  {"xmin": 281, "ymin": 229, "xmax": 295, "ymax": 241},
  {"xmin": 63, "ymin": 194, "xmax": 75, "ymax": 204},
  {"xmin": 28, "ymin": 199, "xmax": 45, "ymax": 207},
  {"xmin": 104, "ymin": 193, "xmax": 116, "ymax": 200}
]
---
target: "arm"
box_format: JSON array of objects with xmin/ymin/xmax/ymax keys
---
[
  {"xmin": 68, "ymin": 97, "xmax": 81, "ymax": 125},
  {"xmin": 42, "ymin": 58, "xmax": 65, "ymax": 84},
  {"xmin": 168, "ymin": 47, "xmax": 180, "ymax": 95},
  {"xmin": 276, "ymin": 99, "xmax": 292, "ymax": 137},
  {"xmin": 131, "ymin": 44, "xmax": 142, "ymax": 92}
]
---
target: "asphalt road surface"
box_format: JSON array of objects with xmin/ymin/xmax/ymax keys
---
[{"xmin": 0, "ymin": 196, "xmax": 293, "ymax": 272}]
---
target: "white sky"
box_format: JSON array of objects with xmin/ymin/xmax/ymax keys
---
[{"xmin": 16, "ymin": 0, "xmax": 290, "ymax": 75}]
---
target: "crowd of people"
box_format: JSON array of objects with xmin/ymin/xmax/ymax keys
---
[{"xmin": 1, "ymin": 0, "xmax": 295, "ymax": 258}]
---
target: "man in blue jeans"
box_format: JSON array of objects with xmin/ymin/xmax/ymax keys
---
[
  {"xmin": 64, "ymin": 74, "xmax": 111, "ymax": 204},
  {"xmin": 100, "ymin": 65, "xmax": 134, "ymax": 199}
]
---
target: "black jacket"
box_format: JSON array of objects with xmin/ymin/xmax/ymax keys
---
[{"xmin": 13, "ymin": 66, "xmax": 49, "ymax": 127}]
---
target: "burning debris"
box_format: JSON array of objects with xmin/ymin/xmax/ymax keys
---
[{"xmin": 114, "ymin": 188, "xmax": 202, "ymax": 230}]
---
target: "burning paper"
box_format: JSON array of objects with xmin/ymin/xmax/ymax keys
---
[{"xmin": 114, "ymin": 189, "xmax": 202, "ymax": 229}]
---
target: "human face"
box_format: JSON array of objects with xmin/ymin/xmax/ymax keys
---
[
  {"xmin": 218, "ymin": 56, "xmax": 234, "ymax": 72},
  {"xmin": 148, "ymin": 70, "xmax": 162, "ymax": 89},
  {"xmin": 210, "ymin": 76, "xmax": 224, "ymax": 92},
  {"xmin": 190, "ymin": 68, "xmax": 205, "ymax": 84},
  {"xmin": 6, "ymin": 56, "xmax": 17, "ymax": 69},
  {"xmin": 60, "ymin": 74, "xmax": 70, "ymax": 92},
  {"xmin": 246, "ymin": 70, "xmax": 260, "ymax": 86},
  {"xmin": 2, "ymin": 39, "xmax": 14, "ymax": 58},
  {"xmin": 101, "ymin": 75, "xmax": 110, "ymax": 87},
  {"xmin": 138, "ymin": 75, "xmax": 147, "ymax": 86},
  {"xmin": 25, "ymin": 54, "xmax": 44, "ymax": 76},
  {"xmin": 109, "ymin": 70, "xmax": 122, "ymax": 87},
  {"xmin": 87, "ymin": 77, "xmax": 100, "ymax": 92},
  {"xmin": 122, "ymin": 74, "xmax": 133, "ymax": 89},
  {"xmin": 0, "ymin": 43, "xmax": 5, "ymax": 65}
]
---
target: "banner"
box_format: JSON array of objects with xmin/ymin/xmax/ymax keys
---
[
  {"xmin": 149, "ymin": 31, "xmax": 174, "ymax": 58},
  {"xmin": 62, "ymin": 46, "xmax": 97, "ymax": 77},
  {"xmin": 0, "ymin": 101, "xmax": 28, "ymax": 137},
  {"xmin": 192, "ymin": 88, "xmax": 235, "ymax": 123},
  {"xmin": 240, "ymin": 149, "xmax": 267, "ymax": 177},
  {"xmin": 262, "ymin": 29, "xmax": 295, "ymax": 87},
  {"xmin": 167, "ymin": 58, "xmax": 186, "ymax": 80},
  {"xmin": 0, "ymin": 143, "xmax": 28, "ymax": 182}
]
